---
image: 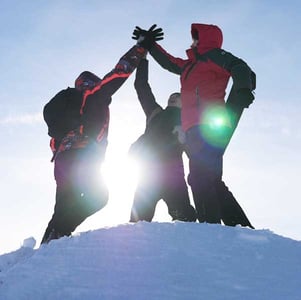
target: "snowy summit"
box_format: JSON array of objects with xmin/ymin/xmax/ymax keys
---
[{"xmin": 0, "ymin": 222, "xmax": 301, "ymax": 300}]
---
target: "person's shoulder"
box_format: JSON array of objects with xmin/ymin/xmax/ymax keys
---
[
  {"xmin": 206, "ymin": 48, "xmax": 232, "ymax": 57},
  {"xmin": 205, "ymin": 48, "xmax": 239, "ymax": 71},
  {"xmin": 56, "ymin": 87, "xmax": 81, "ymax": 97}
]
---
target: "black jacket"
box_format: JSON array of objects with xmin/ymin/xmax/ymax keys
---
[
  {"xmin": 49, "ymin": 45, "xmax": 147, "ymax": 158},
  {"xmin": 130, "ymin": 59, "xmax": 184, "ymax": 165}
]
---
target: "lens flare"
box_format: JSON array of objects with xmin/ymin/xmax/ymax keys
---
[{"xmin": 201, "ymin": 105, "xmax": 232, "ymax": 149}]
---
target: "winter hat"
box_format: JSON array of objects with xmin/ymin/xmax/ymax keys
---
[
  {"xmin": 167, "ymin": 92, "xmax": 181, "ymax": 108},
  {"xmin": 75, "ymin": 71, "xmax": 101, "ymax": 91}
]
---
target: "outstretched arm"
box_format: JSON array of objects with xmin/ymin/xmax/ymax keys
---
[
  {"xmin": 80, "ymin": 45, "xmax": 147, "ymax": 139},
  {"xmin": 149, "ymin": 43, "xmax": 187, "ymax": 75},
  {"xmin": 134, "ymin": 58, "xmax": 162, "ymax": 121},
  {"xmin": 82, "ymin": 45, "xmax": 147, "ymax": 106},
  {"xmin": 131, "ymin": 24, "xmax": 185, "ymax": 76}
]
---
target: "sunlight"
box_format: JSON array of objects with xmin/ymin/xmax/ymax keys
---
[
  {"xmin": 100, "ymin": 151, "xmax": 140, "ymax": 222},
  {"xmin": 102, "ymin": 154, "xmax": 140, "ymax": 198},
  {"xmin": 75, "ymin": 97, "xmax": 180, "ymax": 232},
  {"xmin": 76, "ymin": 144, "xmax": 175, "ymax": 234},
  {"xmin": 75, "ymin": 151, "xmax": 139, "ymax": 232}
]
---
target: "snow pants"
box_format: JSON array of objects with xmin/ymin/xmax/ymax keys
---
[
  {"xmin": 186, "ymin": 125, "xmax": 253, "ymax": 228},
  {"xmin": 130, "ymin": 162, "xmax": 196, "ymax": 222},
  {"xmin": 41, "ymin": 149, "xmax": 108, "ymax": 244}
]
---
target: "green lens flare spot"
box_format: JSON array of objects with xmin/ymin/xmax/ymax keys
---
[{"xmin": 201, "ymin": 105, "xmax": 231, "ymax": 148}]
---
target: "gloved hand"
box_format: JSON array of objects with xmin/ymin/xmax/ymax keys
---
[
  {"xmin": 237, "ymin": 88, "xmax": 255, "ymax": 108},
  {"xmin": 132, "ymin": 24, "xmax": 164, "ymax": 50}
]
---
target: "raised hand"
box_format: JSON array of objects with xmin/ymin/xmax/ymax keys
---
[{"xmin": 132, "ymin": 24, "xmax": 164, "ymax": 50}]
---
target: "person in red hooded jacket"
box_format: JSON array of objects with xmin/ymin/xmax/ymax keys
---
[{"xmin": 132, "ymin": 24, "xmax": 255, "ymax": 227}]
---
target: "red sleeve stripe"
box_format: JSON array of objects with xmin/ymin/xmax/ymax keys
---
[{"xmin": 80, "ymin": 73, "xmax": 130, "ymax": 114}]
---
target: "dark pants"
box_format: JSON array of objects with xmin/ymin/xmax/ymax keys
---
[
  {"xmin": 186, "ymin": 125, "xmax": 253, "ymax": 228},
  {"xmin": 41, "ymin": 149, "xmax": 108, "ymax": 244},
  {"xmin": 130, "ymin": 162, "xmax": 196, "ymax": 222},
  {"xmin": 217, "ymin": 181, "xmax": 254, "ymax": 228}
]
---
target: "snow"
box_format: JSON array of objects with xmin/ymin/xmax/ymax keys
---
[{"xmin": 0, "ymin": 222, "xmax": 300, "ymax": 300}]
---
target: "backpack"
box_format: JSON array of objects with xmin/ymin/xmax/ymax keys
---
[{"xmin": 43, "ymin": 87, "xmax": 83, "ymax": 140}]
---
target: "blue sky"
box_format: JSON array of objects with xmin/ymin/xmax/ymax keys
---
[{"xmin": 0, "ymin": 0, "xmax": 300, "ymax": 254}]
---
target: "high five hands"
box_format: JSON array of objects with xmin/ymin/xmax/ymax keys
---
[{"xmin": 132, "ymin": 24, "xmax": 164, "ymax": 50}]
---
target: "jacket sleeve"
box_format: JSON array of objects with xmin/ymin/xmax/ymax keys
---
[
  {"xmin": 149, "ymin": 43, "xmax": 187, "ymax": 75},
  {"xmin": 80, "ymin": 45, "xmax": 147, "ymax": 139},
  {"xmin": 134, "ymin": 58, "xmax": 162, "ymax": 121},
  {"xmin": 82, "ymin": 45, "xmax": 147, "ymax": 107},
  {"xmin": 206, "ymin": 48, "xmax": 255, "ymax": 91}
]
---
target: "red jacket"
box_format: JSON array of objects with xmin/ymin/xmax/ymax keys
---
[{"xmin": 150, "ymin": 24, "xmax": 254, "ymax": 132}]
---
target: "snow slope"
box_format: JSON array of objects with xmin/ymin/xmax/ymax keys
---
[{"xmin": 0, "ymin": 222, "xmax": 300, "ymax": 300}]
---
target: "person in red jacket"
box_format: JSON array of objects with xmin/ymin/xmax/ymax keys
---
[
  {"xmin": 41, "ymin": 43, "xmax": 151, "ymax": 244},
  {"xmin": 132, "ymin": 24, "xmax": 255, "ymax": 227}
]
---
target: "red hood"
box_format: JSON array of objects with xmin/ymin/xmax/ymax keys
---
[{"xmin": 187, "ymin": 23, "xmax": 223, "ymax": 57}]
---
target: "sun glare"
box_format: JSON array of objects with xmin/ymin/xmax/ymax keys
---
[
  {"xmin": 75, "ymin": 151, "xmax": 140, "ymax": 232},
  {"xmin": 75, "ymin": 112, "xmax": 175, "ymax": 232},
  {"xmin": 101, "ymin": 151, "xmax": 140, "ymax": 219}
]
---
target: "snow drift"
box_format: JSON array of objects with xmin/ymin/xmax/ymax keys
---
[{"xmin": 0, "ymin": 222, "xmax": 300, "ymax": 299}]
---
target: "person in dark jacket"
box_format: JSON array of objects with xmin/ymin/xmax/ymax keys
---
[
  {"xmin": 41, "ymin": 44, "xmax": 149, "ymax": 244},
  {"xmin": 129, "ymin": 57, "xmax": 196, "ymax": 222},
  {"xmin": 132, "ymin": 24, "xmax": 254, "ymax": 227}
]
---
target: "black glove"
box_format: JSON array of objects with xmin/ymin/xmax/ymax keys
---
[
  {"xmin": 237, "ymin": 88, "xmax": 255, "ymax": 108},
  {"xmin": 132, "ymin": 24, "xmax": 164, "ymax": 50}
]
